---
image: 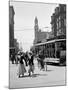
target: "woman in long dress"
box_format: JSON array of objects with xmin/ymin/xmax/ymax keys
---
[
  {"xmin": 18, "ymin": 53, "xmax": 26, "ymax": 78},
  {"xmin": 28, "ymin": 53, "xmax": 34, "ymax": 76},
  {"xmin": 38, "ymin": 53, "xmax": 45, "ymax": 71}
]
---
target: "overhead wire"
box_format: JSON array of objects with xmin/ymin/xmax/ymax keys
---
[{"xmin": 14, "ymin": 26, "xmax": 50, "ymax": 32}]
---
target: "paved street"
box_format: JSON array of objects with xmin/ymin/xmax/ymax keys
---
[{"xmin": 9, "ymin": 59, "xmax": 66, "ymax": 89}]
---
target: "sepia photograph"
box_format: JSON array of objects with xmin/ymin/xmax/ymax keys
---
[{"xmin": 9, "ymin": 1, "xmax": 66, "ymax": 89}]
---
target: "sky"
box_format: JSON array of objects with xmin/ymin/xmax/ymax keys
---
[{"xmin": 10, "ymin": 1, "xmax": 58, "ymax": 52}]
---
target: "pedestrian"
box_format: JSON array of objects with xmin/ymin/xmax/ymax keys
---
[
  {"xmin": 11, "ymin": 54, "xmax": 15, "ymax": 64},
  {"xmin": 24, "ymin": 52, "xmax": 29, "ymax": 66},
  {"xmin": 38, "ymin": 52, "xmax": 45, "ymax": 71},
  {"xmin": 16, "ymin": 53, "xmax": 20, "ymax": 65},
  {"xmin": 28, "ymin": 52, "xmax": 34, "ymax": 76},
  {"xmin": 18, "ymin": 53, "xmax": 26, "ymax": 78},
  {"xmin": 37, "ymin": 54, "xmax": 41, "ymax": 69}
]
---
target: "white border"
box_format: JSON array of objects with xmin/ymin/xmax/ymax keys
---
[{"xmin": 0, "ymin": 0, "xmax": 68, "ymax": 90}]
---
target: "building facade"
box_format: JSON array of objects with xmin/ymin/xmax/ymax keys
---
[
  {"xmin": 14, "ymin": 39, "xmax": 19, "ymax": 54},
  {"xmin": 51, "ymin": 4, "xmax": 66, "ymax": 38},
  {"xmin": 9, "ymin": 6, "xmax": 15, "ymax": 55},
  {"xmin": 50, "ymin": 4, "xmax": 66, "ymax": 58},
  {"xmin": 9, "ymin": 6, "xmax": 15, "ymax": 48}
]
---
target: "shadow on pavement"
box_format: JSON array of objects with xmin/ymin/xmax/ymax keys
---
[
  {"xmin": 46, "ymin": 70, "xmax": 53, "ymax": 72},
  {"xmin": 18, "ymin": 73, "xmax": 48, "ymax": 78}
]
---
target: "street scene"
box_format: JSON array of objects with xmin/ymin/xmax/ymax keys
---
[
  {"xmin": 9, "ymin": 1, "xmax": 66, "ymax": 89},
  {"xmin": 9, "ymin": 59, "xmax": 66, "ymax": 89}
]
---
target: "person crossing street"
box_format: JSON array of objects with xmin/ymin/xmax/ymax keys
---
[{"xmin": 28, "ymin": 52, "xmax": 34, "ymax": 76}]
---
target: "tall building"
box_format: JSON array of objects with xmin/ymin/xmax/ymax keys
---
[
  {"xmin": 50, "ymin": 4, "xmax": 66, "ymax": 58},
  {"xmin": 9, "ymin": 6, "xmax": 15, "ymax": 55},
  {"xmin": 14, "ymin": 39, "xmax": 19, "ymax": 54},
  {"xmin": 34, "ymin": 17, "xmax": 39, "ymax": 44},
  {"xmin": 34, "ymin": 17, "xmax": 50, "ymax": 44},
  {"xmin": 51, "ymin": 4, "xmax": 66, "ymax": 38},
  {"xmin": 9, "ymin": 6, "xmax": 15, "ymax": 48}
]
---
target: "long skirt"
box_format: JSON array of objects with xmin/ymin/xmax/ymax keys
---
[
  {"xmin": 18, "ymin": 63, "xmax": 26, "ymax": 76},
  {"xmin": 28, "ymin": 65, "xmax": 34, "ymax": 74}
]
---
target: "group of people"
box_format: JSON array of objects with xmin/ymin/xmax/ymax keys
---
[
  {"xmin": 10, "ymin": 51, "xmax": 47, "ymax": 78},
  {"xmin": 16, "ymin": 51, "xmax": 34, "ymax": 78}
]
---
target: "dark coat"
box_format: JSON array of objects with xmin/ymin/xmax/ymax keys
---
[
  {"xmin": 20, "ymin": 55, "xmax": 24, "ymax": 64},
  {"xmin": 29, "ymin": 55, "xmax": 34, "ymax": 65}
]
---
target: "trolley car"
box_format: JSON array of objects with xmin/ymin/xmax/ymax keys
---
[{"xmin": 34, "ymin": 38, "xmax": 66, "ymax": 65}]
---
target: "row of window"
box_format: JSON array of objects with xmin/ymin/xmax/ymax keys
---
[
  {"xmin": 51, "ymin": 17, "xmax": 66, "ymax": 36},
  {"xmin": 35, "ymin": 41, "xmax": 66, "ymax": 58}
]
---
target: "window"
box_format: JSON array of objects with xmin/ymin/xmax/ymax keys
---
[
  {"xmin": 59, "ymin": 16, "xmax": 61, "ymax": 20},
  {"xmin": 57, "ymin": 22, "xmax": 59, "ymax": 29},
  {"xmin": 59, "ymin": 29, "xmax": 61, "ymax": 34},
  {"xmin": 64, "ymin": 6, "xmax": 66, "ymax": 12},
  {"xmin": 64, "ymin": 19, "xmax": 66, "ymax": 26},
  {"xmin": 59, "ymin": 21, "xmax": 61, "ymax": 28},
  {"xmin": 57, "ymin": 29, "xmax": 61, "ymax": 36}
]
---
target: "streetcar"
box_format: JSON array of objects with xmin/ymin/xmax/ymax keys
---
[{"xmin": 34, "ymin": 38, "xmax": 66, "ymax": 65}]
